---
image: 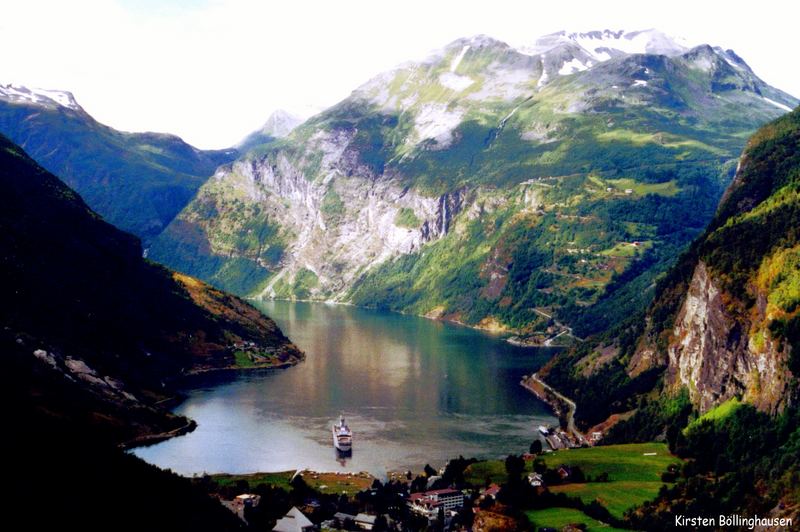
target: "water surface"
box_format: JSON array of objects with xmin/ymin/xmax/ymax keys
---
[{"xmin": 133, "ymin": 301, "xmax": 557, "ymax": 476}]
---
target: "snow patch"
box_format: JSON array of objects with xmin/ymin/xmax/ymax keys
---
[
  {"xmin": 558, "ymin": 58, "xmax": 588, "ymax": 75},
  {"xmin": 537, "ymin": 69, "xmax": 549, "ymax": 88},
  {"xmin": 450, "ymin": 45, "xmax": 470, "ymax": 72},
  {"xmin": 414, "ymin": 103, "xmax": 464, "ymax": 148},
  {"xmin": 0, "ymin": 83, "xmax": 81, "ymax": 110},
  {"xmin": 439, "ymin": 72, "xmax": 474, "ymax": 92},
  {"xmin": 763, "ymin": 97, "xmax": 792, "ymax": 112}
]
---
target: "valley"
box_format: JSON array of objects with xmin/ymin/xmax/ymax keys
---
[{"xmin": 1, "ymin": 16, "xmax": 798, "ymax": 532}]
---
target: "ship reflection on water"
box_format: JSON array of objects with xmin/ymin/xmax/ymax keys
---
[{"xmin": 335, "ymin": 448, "xmax": 352, "ymax": 466}]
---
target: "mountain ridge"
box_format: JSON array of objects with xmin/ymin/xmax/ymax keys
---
[
  {"xmin": 151, "ymin": 29, "xmax": 797, "ymax": 339},
  {"xmin": 0, "ymin": 84, "xmax": 239, "ymax": 244}
]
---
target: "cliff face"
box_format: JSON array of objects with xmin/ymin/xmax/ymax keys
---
[
  {"xmin": 156, "ymin": 127, "xmax": 470, "ymax": 300},
  {"xmin": 664, "ymin": 261, "xmax": 792, "ymax": 413},
  {"xmin": 627, "ymin": 108, "xmax": 800, "ymax": 414}
]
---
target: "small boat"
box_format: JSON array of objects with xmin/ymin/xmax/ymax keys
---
[{"xmin": 332, "ymin": 414, "xmax": 352, "ymax": 452}]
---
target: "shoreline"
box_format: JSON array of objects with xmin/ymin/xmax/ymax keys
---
[
  {"xmin": 521, "ymin": 373, "xmax": 587, "ymax": 446},
  {"xmin": 124, "ymin": 354, "xmax": 304, "ymax": 451},
  {"xmin": 254, "ymin": 297, "xmax": 578, "ymax": 348}
]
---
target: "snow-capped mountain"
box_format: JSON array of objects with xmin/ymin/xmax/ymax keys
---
[
  {"xmin": 0, "ymin": 83, "xmax": 83, "ymax": 111},
  {"xmin": 0, "ymin": 83, "xmax": 238, "ymax": 243},
  {"xmin": 152, "ymin": 28, "xmax": 797, "ymax": 338},
  {"xmin": 522, "ymin": 29, "xmax": 691, "ymax": 62}
]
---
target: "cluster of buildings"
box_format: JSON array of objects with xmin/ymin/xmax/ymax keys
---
[{"xmin": 407, "ymin": 488, "xmax": 465, "ymax": 519}]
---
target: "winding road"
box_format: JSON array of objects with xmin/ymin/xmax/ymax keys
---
[{"xmin": 527, "ymin": 373, "xmax": 586, "ymax": 445}]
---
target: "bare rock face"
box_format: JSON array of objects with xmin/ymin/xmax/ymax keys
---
[
  {"xmin": 664, "ymin": 261, "xmax": 792, "ymax": 414},
  {"xmin": 208, "ymin": 129, "xmax": 472, "ymax": 301}
]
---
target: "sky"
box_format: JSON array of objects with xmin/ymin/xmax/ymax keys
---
[{"xmin": 2, "ymin": 0, "xmax": 798, "ymax": 149}]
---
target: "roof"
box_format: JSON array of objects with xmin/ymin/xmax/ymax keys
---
[
  {"xmin": 272, "ymin": 507, "xmax": 314, "ymax": 532},
  {"xmin": 409, "ymin": 488, "xmax": 462, "ymax": 502},
  {"xmin": 483, "ymin": 484, "xmax": 501, "ymax": 497},
  {"xmin": 425, "ymin": 488, "xmax": 461, "ymax": 497},
  {"xmin": 355, "ymin": 513, "xmax": 377, "ymax": 524},
  {"xmin": 334, "ymin": 512, "xmax": 357, "ymax": 521}
]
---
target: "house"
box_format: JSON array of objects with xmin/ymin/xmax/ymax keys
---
[
  {"xmin": 408, "ymin": 489, "xmax": 465, "ymax": 519},
  {"xmin": 557, "ymin": 465, "xmax": 572, "ymax": 480},
  {"xmin": 273, "ymin": 507, "xmax": 314, "ymax": 532},
  {"xmin": 481, "ymin": 483, "xmax": 501, "ymax": 500},
  {"xmin": 234, "ymin": 493, "xmax": 261, "ymax": 508},
  {"xmin": 624, "ymin": 188, "xmax": 633, "ymax": 194},
  {"xmin": 591, "ymin": 431, "xmax": 603, "ymax": 443},
  {"xmin": 354, "ymin": 513, "xmax": 377, "ymax": 530},
  {"xmin": 528, "ymin": 473, "xmax": 544, "ymax": 487}
]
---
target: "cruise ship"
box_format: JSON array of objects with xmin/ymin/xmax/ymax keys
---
[{"xmin": 332, "ymin": 415, "xmax": 352, "ymax": 452}]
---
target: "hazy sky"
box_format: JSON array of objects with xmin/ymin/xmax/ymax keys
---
[{"xmin": 2, "ymin": 0, "xmax": 798, "ymax": 148}]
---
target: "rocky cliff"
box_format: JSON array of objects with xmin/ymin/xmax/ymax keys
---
[
  {"xmin": 663, "ymin": 261, "xmax": 792, "ymax": 413},
  {"xmin": 631, "ymin": 108, "xmax": 800, "ymax": 413}
]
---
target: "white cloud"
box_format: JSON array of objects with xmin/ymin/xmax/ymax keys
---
[{"xmin": 1, "ymin": 0, "xmax": 798, "ymax": 148}]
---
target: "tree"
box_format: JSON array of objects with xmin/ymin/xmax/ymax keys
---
[
  {"xmin": 373, "ymin": 515, "xmax": 389, "ymax": 532},
  {"xmin": 504, "ymin": 454, "xmax": 525, "ymax": 486},
  {"xmin": 529, "ymin": 440, "xmax": 543, "ymax": 455},
  {"xmin": 410, "ymin": 475, "xmax": 427, "ymax": 493}
]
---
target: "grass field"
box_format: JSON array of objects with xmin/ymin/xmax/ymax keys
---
[
  {"xmin": 209, "ymin": 469, "xmax": 375, "ymax": 496},
  {"xmin": 233, "ymin": 350, "xmax": 256, "ymax": 367},
  {"xmin": 300, "ymin": 471, "xmax": 375, "ymax": 495},
  {"xmin": 525, "ymin": 507, "xmax": 630, "ymax": 531},
  {"xmin": 465, "ymin": 443, "xmax": 678, "ymax": 520},
  {"xmin": 463, "ymin": 459, "xmax": 510, "ymax": 486},
  {"xmin": 599, "ymin": 241, "xmax": 653, "ymax": 257},
  {"xmin": 606, "ymin": 178, "xmax": 680, "ymax": 197},
  {"xmin": 210, "ymin": 471, "xmax": 294, "ymax": 491},
  {"xmin": 542, "ymin": 443, "xmax": 677, "ymax": 519}
]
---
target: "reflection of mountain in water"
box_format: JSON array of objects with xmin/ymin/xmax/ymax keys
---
[{"xmin": 133, "ymin": 301, "xmax": 559, "ymax": 476}]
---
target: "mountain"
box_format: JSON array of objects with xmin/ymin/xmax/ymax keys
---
[
  {"xmin": 0, "ymin": 132, "xmax": 303, "ymax": 529},
  {"xmin": 0, "ymin": 132, "xmax": 302, "ymax": 439},
  {"xmin": 540, "ymin": 107, "xmax": 800, "ymax": 531},
  {"xmin": 237, "ymin": 109, "xmax": 305, "ymax": 152},
  {"xmin": 150, "ymin": 30, "xmax": 798, "ymax": 336},
  {"xmin": 632, "ymin": 106, "xmax": 800, "ymax": 413},
  {"xmin": 0, "ymin": 83, "xmax": 238, "ymax": 244}
]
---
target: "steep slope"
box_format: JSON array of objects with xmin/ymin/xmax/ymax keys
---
[
  {"xmin": 0, "ymin": 133, "xmax": 304, "ymax": 529},
  {"xmin": 630, "ymin": 107, "xmax": 800, "ymax": 412},
  {"xmin": 0, "ymin": 133, "xmax": 302, "ymax": 438},
  {"xmin": 0, "ymin": 84, "xmax": 238, "ymax": 243},
  {"xmin": 541, "ymin": 108, "xmax": 800, "ymax": 425},
  {"xmin": 532, "ymin": 107, "xmax": 800, "ymax": 530},
  {"xmin": 151, "ymin": 31, "xmax": 797, "ymax": 337},
  {"xmin": 542, "ymin": 110, "xmax": 800, "ymax": 428}
]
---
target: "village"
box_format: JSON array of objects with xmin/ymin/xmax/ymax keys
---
[{"xmin": 198, "ymin": 437, "xmax": 671, "ymax": 532}]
